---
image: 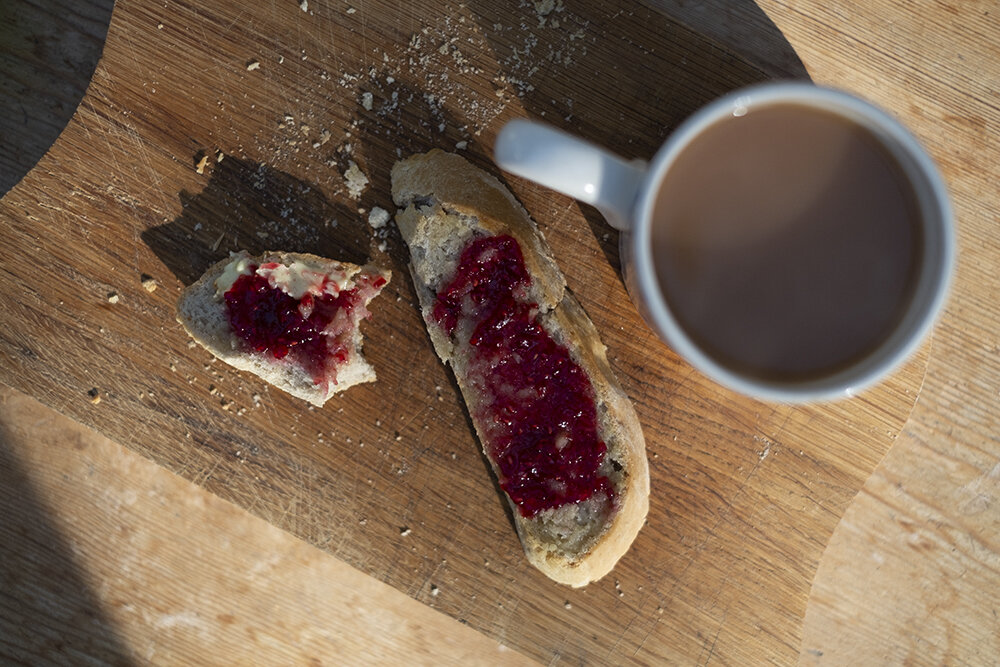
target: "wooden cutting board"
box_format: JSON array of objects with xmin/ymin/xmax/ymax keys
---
[{"xmin": 0, "ymin": 0, "xmax": 928, "ymax": 663}]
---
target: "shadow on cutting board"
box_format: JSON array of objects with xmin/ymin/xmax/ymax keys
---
[
  {"xmin": 142, "ymin": 156, "xmax": 371, "ymax": 287},
  {"xmin": 0, "ymin": 411, "xmax": 134, "ymax": 665},
  {"xmin": 0, "ymin": 0, "xmax": 116, "ymax": 197}
]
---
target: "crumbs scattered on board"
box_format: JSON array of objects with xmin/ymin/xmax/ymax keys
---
[
  {"xmin": 249, "ymin": 0, "xmax": 591, "ymax": 169},
  {"xmin": 198, "ymin": 0, "xmax": 594, "ymax": 257},
  {"xmin": 194, "ymin": 151, "xmax": 209, "ymax": 174}
]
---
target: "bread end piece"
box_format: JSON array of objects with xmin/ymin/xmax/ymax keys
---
[{"xmin": 177, "ymin": 251, "xmax": 389, "ymax": 407}]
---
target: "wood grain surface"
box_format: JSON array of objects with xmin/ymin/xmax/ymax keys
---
[
  {"xmin": 787, "ymin": 0, "xmax": 1000, "ymax": 663},
  {"xmin": 0, "ymin": 0, "xmax": 996, "ymax": 664},
  {"xmin": 0, "ymin": 385, "xmax": 534, "ymax": 665}
]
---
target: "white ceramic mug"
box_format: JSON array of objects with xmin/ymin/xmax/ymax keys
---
[{"xmin": 494, "ymin": 82, "xmax": 954, "ymax": 402}]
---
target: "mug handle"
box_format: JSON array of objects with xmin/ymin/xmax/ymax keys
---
[{"xmin": 494, "ymin": 119, "xmax": 648, "ymax": 231}]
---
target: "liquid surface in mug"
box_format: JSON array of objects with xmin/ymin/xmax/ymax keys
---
[{"xmin": 651, "ymin": 103, "xmax": 922, "ymax": 382}]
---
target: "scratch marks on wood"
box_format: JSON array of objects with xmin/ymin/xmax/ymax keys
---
[
  {"xmin": 605, "ymin": 612, "xmax": 640, "ymax": 662},
  {"xmin": 696, "ymin": 609, "xmax": 727, "ymax": 667},
  {"xmin": 191, "ymin": 454, "xmax": 224, "ymax": 487}
]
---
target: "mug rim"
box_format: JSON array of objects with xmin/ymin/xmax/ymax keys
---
[{"xmin": 632, "ymin": 81, "xmax": 955, "ymax": 403}]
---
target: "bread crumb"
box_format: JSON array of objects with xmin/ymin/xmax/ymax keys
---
[
  {"xmin": 361, "ymin": 91, "xmax": 374, "ymax": 111},
  {"xmin": 140, "ymin": 274, "xmax": 157, "ymax": 292},
  {"xmin": 534, "ymin": 0, "xmax": 555, "ymax": 16},
  {"xmin": 157, "ymin": 22, "xmax": 164, "ymax": 29},
  {"xmin": 246, "ymin": 59, "xmax": 261, "ymax": 71},
  {"xmin": 563, "ymin": 601, "xmax": 572, "ymax": 610},
  {"xmin": 399, "ymin": 526, "xmax": 411, "ymax": 536},
  {"xmin": 343, "ymin": 161, "xmax": 369, "ymax": 199},
  {"xmin": 195, "ymin": 153, "xmax": 209, "ymax": 174},
  {"xmin": 299, "ymin": 0, "xmax": 308, "ymax": 11},
  {"xmin": 430, "ymin": 584, "xmax": 440, "ymax": 596},
  {"xmin": 215, "ymin": 149, "xmax": 225, "ymax": 163},
  {"xmin": 346, "ymin": 6, "xmax": 356, "ymax": 13},
  {"xmin": 107, "ymin": 292, "xmax": 119, "ymax": 304},
  {"xmin": 368, "ymin": 206, "xmax": 390, "ymax": 229},
  {"xmin": 87, "ymin": 388, "xmax": 101, "ymax": 404}
]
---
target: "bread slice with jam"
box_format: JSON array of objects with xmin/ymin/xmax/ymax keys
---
[
  {"xmin": 392, "ymin": 149, "xmax": 649, "ymax": 587},
  {"xmin": 177, "ymin": 251, "xmax": 389, "ymax": 407}
]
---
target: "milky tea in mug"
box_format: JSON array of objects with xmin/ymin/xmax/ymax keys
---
[
  {"xmin": 495, "ymin": 83, "xmax": 953, "ymax": 401},
  {"xmin": 649, "ymin": 102, "xmax": 923, "ymax": 383}
]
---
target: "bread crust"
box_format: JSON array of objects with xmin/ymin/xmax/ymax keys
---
[
  {"xmin": 392, "ymin": 150, "xmax": 649, "ymax": 587},
  {"xmin": 392, "ymin": 150, "xmax": 565, "ymax": 312},
  {"xmin": 176, "ymin": 251, "xmax": 389, "ymax": 407}
]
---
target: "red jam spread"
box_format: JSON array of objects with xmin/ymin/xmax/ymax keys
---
[
  {"xmin": 434, "ymin": 234, "xmax": 612, "ymax": 518},
  {"xmin": 224, "ymin": 265, "xmax": 386, "ymax": 387}
]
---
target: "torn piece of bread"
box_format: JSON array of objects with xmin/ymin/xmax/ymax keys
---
[
  {"xmin": 177, "ymin": 250, "xmax": 389, "ymax": 407},
  {"xmin": 392, "ymin": 149, "xmax": 649, "ymax": 587}
]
